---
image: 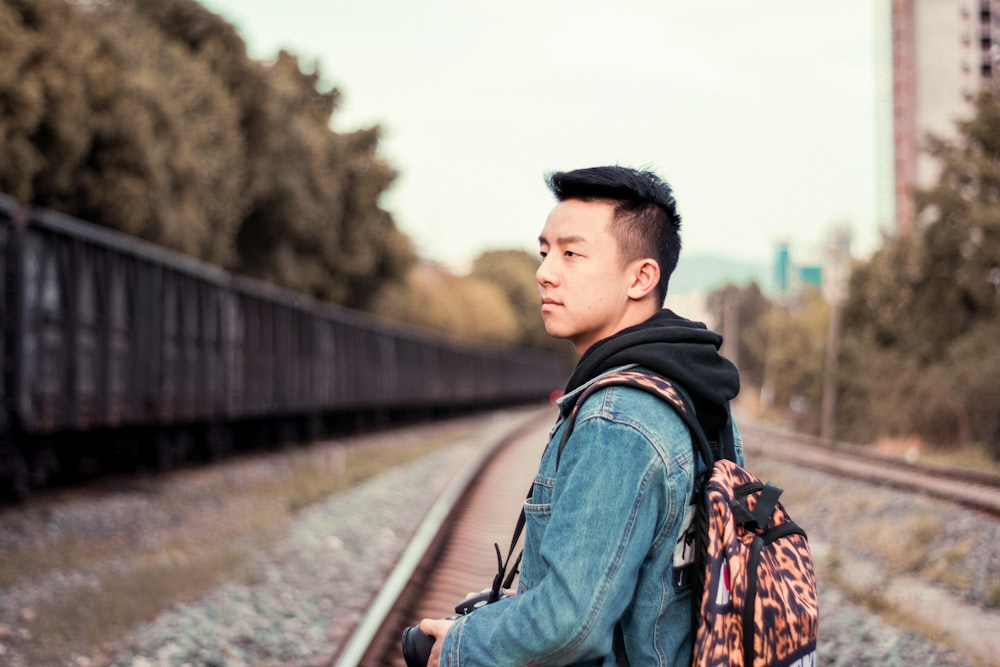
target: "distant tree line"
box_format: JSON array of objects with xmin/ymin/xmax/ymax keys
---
[
  {"xmin": 708, "ymin": 92, "xmax": 1000, "ymax": 459},
  {"xmin": 372, "ymin": 250, "xmax": 573, "ymax": 358}
]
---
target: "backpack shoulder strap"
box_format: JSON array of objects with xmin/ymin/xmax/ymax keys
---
[{"xmin": 556, "ymin": 368, "xmax": 717, "ymax": 469}]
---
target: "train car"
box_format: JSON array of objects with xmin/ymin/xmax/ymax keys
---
[
  {"xmin": 0, "ymin": 197, "xmax": 14, "ymax": 489},
  {"xmin": 0, "ymin": 198, "xmax": 569, "ymax": 497}
]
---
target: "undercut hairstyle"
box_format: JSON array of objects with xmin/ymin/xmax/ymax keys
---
[{"xmin": 545, "ymin": 166, "xmax": 682, "ymax": 304}]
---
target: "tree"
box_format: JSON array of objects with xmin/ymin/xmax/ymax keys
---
[
  {"xmin": 756, "ymin": 288, "xmax": 830, "ymax": 434},
  {"xmin": 0, "ymin": 0, "xmax": 247, "ymax": 265},
  {"xmin": 0, "ymin": 0, "xmax": 92, "ymax": 204},
  {"xmin": 372, "ymin": 261, "xmax": 519, "ymax": 345},
  {"xmin": 837, "ymin": 92, "xmax": 1000, "ymax": 454},
  {"xmin": 469, "ymin": 249, "xmax": 569, "ymax": 354},
  {"xmin": 705, "ymin": 281, "xmax": 769, "ymax": 389},
  {"xmin": 123, "ymin": 0, "xmax": 415, "ymax": 308},
  {"xmin": 0, "ymin": 0, "xmax": 414, "ymax": 307}
]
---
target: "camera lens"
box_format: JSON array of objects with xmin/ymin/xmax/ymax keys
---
[{"xmin": 401, "ymin": 625, "xmax": 435, "ymax": 667}]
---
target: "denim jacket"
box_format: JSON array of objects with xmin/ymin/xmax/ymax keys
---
[{"xmin": 438, "ymin": 366, "xmax": 744, "ymax": 666}]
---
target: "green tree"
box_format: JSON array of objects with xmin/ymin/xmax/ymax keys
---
[
  {"xmin": 0, "ymin": 0, "xmax": 91, "ymax": 204},
  {"xmin": 705, "ymin": 281, "xmax": 769, "ymax": 389},
  {"xmin": 837, "ymin": 234, "xmax": 925, "ymax": 442},
  {"xmin": 756, "ymin": 288, "xmax": 830, "ymax": 434},
  {"xmin": 123, "ymin": 0, "xmax": 415, "ymax": 308},
  {"xmin": 0, "ymin": 0, "xmax": 246, "ymax": 265},
  {"xmin": 0, "ymin": 0, "xmax": 414, "ymax": 307},
  {"xmin": 373, "ymin": 261, "xmax": 519, "ymax": 345},
  {"xmin": 837, "ymin": 92, "xmax": 1000, "ymax": 455},
  {"xmin": 326, "ymin": 127, "xmax": 415, "ymax": 309},
  {"xmin": 469, "ymin": 249, "xmax": 567, "ymax": 352}
]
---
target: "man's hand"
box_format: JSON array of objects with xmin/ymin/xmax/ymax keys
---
[{"xmin": 418, "ymin": 618, "xmax": 455, "ymax": 667}]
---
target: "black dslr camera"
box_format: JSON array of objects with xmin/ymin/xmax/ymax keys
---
[{"xmin": 400, "ymin": 590, "xmax": 503, "ymax": 667}]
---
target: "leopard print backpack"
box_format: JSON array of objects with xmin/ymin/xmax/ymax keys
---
[
  {"xmin": 694, "ymin": 458, "xmax": 818, "ymax": 667},
  {"xmin": 562, "ymin": 369, "xmax": 819, "ymax": 667}
]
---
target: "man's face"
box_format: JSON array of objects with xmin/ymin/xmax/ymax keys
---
[{"xmin": 536, "ymin": 199, "xmax": 636, "ymax": 356}]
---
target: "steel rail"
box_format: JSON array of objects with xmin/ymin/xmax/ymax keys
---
[
  {"xmin": 331, "ymin": 407, "xmax": 553, "ymax": 667},
  {"xmin": 740, "ymin": 418, "xmax": 1000, "ymax": 517}
]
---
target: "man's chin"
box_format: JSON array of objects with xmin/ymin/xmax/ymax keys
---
[{"xmin": 542, "ymin": 323, "xmax": 570, "ymax": 340}]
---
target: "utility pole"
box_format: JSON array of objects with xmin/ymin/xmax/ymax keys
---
[
  {"xmin": 820, "ymin": 227, "xmax": 851, "ymax": 441},
  {"xmin": 722, "ymin": 288, "xmax": 740, "ymax": 372},
  {"xmin": 759, "ymin": 243, "xmax": 790, "ymax": 414},
  {"xmin": 991, "ymin": 44, "xmax": 1000, "ymax": 95}
]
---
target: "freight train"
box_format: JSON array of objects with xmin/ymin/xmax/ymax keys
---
[{"xmin": 0, "ymin": 195, "xmax": 569, "ymax": 498}]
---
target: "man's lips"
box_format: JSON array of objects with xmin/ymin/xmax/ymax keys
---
[{"xmin": 541, "ymin": 297, "xmax": 561, "ymax": 312}]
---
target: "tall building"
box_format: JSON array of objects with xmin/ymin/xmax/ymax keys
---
[{"xmin": 880, "ymin": 0, "xmax": 1000, "ymax": 232}]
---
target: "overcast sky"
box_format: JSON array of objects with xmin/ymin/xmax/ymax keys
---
[{"xmin": 201, "ymin": 0, "xmax": 884, "ymax": 272}]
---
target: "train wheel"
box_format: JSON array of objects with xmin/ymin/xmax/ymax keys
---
[
  {"xmin": 145, "ymin": 430, "xmax": 186, "ymax": 472},
  {"xmin": 200, "ymin": 423, "xmax": 233, "ymax": 462},
  {"xmin": 55, "ymin": 441, "xmax": 86, "ymax": 483},
  {"xmin": 28, "ymin": 439, "xmax": 59, "ymax": 489},
  {"xmin": 302, "ymin": 415, "xmax": 323, "ymax": 444},
  {"xmin": 107, "ymin": 433, "xmax": 142, "ymax": 473},
  {"xmin": 1, "ymin": 449, "xmax": 30, "ymax": 501},
  {"xmin": 276, "ymin": 420, "xmax": 297, "ymax": 447}
]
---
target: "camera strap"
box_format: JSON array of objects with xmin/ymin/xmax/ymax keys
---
[{"xmin": 491, "ymin": 504, "xmax": 526, "ymax": 601}]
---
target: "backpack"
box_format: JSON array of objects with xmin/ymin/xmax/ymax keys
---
[{"xmin": 543, "ymin": 368, "xmax": 820, "ymax": 667}]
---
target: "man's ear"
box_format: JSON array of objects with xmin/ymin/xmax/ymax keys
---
[{"xmin": 626, "ymin": 259, "xmax": 660, "ymax": 300}]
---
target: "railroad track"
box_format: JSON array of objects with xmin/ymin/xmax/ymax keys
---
[
  {"xmin": 331, "ymin": 406, "xmax": 554, "ymax": 666},
  {"xmin": 738, "ymin": 419, "xmax": 1000, "ymax": 517},
  {"xmin": 330, "ymin": 410, "xmax": 1000, "ymax": 666}
]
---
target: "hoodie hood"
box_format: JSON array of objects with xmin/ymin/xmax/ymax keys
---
[{"xmin": 564, "ymin": 309, "xmax": 740, "ymax": 436}]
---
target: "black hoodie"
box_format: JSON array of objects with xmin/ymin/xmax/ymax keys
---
[{"xmin": 564, "ymin": 309, "xmax": 741, "ymax": 437}]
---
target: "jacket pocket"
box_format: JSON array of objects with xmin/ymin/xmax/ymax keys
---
[{"xmin": 519, "ymin": 477, "xmax": 553, "ymax": 591}]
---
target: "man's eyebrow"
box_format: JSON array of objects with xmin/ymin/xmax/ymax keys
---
[{"xmin": 538, "ymin": 234, "xmax": 587, "ymax": 245}]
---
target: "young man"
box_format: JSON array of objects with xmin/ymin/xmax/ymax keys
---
[{"xmin": 418, "ymin": 166, "xmax": 742, "ymax": 666}]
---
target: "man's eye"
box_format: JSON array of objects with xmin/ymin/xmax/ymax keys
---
[{"xmin": 539, "ymin": 251, "xmax": 548, "ymax": 259}]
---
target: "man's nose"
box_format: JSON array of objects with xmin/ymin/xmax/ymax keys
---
[{"xmin": 536, "ymin": 257, "xmax": 555, "ymax": 286}]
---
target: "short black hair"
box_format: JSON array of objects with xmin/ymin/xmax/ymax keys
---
[{"xmin": 545, "ymin": 166, "xmax": 682, "ymax": 304}]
